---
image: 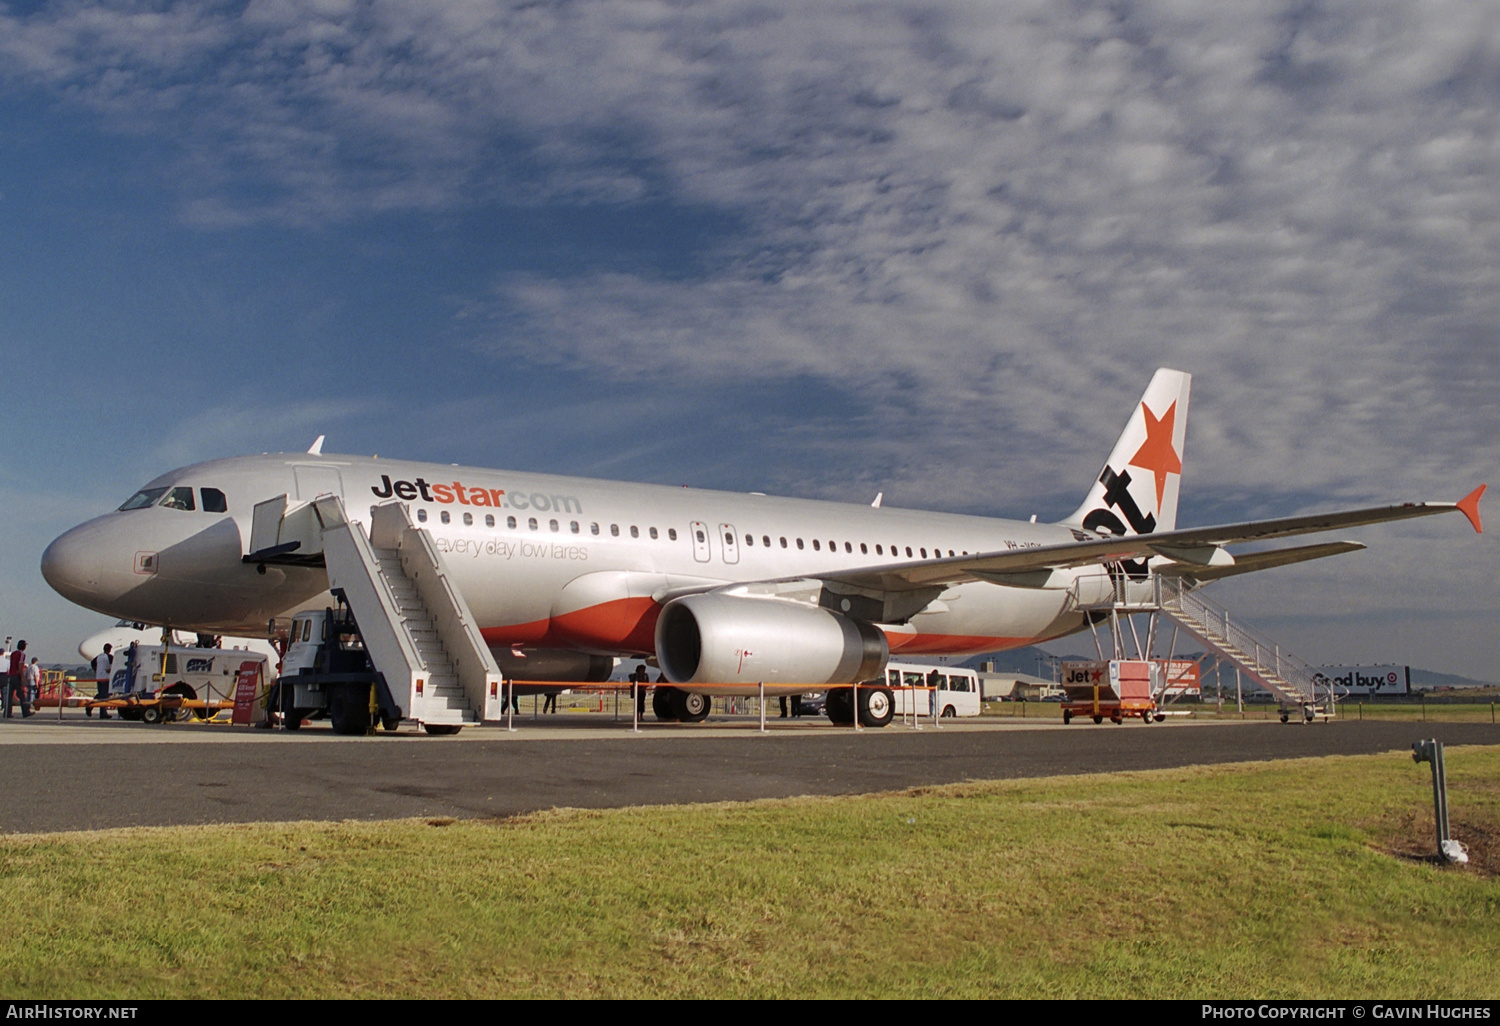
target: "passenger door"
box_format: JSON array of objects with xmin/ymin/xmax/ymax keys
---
[{"xmin": 690, "ymin": 521, "xmax": 711, "ymax": 563}]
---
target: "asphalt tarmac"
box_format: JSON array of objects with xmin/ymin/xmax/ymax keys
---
[{"xmin": 2, "ymin": 712, "xmax": 1496, "ymax": 834}]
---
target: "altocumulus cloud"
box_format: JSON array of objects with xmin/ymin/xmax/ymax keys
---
[{"xmin": 1, "ymin": 1, "xmax": 1495, "ymax": 670}]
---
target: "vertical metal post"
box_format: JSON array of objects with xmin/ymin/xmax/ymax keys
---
[
  {"xmin": 853, "ymin": 680, "xmax": 861, "ymax": 732},
  {"xmin": 1412, "ymin": 740, "xmax": 1467, "ymax": 863},
  {"xmin": 759, "ymin": 683, "xmax": 766, "ymax": 733},
  {"xmin": 506, "ymin": 680, "xmax": 515, "ymax": 732},
  {"xmin": 632, "ymin": 683, "xmax": 640, "ymax": 734},
  {"xmin": 1235, "ymin": 667, "xmax": 1242, "ymax": 715}
]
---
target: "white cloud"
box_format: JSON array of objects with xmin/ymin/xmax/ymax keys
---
[{"xmin": 2, "ymin": 0, "xmax": 1496, "ymax": 668}]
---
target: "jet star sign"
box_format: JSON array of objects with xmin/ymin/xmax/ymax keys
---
[{"xmin": 1129, "ymin": 401, "xmax": 1182, "ymax": 514}]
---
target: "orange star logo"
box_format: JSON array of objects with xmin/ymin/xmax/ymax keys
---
[{"xmin": 1128, "ymin": 401, "xmax": 1182, "ymax": 512}]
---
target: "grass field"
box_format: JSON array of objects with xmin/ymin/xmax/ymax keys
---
[{"xmin": 2, "ymin": 748, "xmax": 1497, "ymax": 999}]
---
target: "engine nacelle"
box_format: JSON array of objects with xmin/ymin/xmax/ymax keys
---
[{"xmin": 655, "ymin": 593, "xmax": 888, "ymax": 685}]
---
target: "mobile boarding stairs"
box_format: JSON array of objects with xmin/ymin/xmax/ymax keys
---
[
  {"xmin": 1065, "ymin": 573, "xmax": 1336, "ymax": 721},
  {"xmin": 245, "ymin": 494, "xmax": 504, "ymax": 729}
]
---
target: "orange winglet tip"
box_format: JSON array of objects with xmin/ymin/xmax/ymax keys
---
[{"xmin": 1456, "ymin": 484, "xmax": 1485, "ymax": 533}]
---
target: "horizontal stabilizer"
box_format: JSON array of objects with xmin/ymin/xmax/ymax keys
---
[{"xmin": 1156, "ymin": 541, "xmax": 1366, "ymax": 583}]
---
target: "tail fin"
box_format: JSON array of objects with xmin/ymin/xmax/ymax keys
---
[{"xmin": 1062, "ymin": 368, "xmax": 1191, "ymax": 536}]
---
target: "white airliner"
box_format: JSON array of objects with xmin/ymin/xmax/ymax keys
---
[{"xmin": 41, "ymin": 369, "xmax": 1484, "ymax": 695}]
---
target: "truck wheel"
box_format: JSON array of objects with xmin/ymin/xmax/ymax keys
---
[
  {"xmin": 856, "ymin": 687, "xmax": 893, "ymax": 728},
  {"xmin": 381, "ymin": 715, "xmax": 401, "ymax": 732},
  {"xmin": 141, "ymin": 705, "xmax": 163, "ymax": 725},
  {"xmin": 163, "ymin": 683, "xmax": 197, "ymax": 722},
  {"xmin": 423, "ymin": 723, "xmax": 462, "ymax": 736},
  {"xmin": 1063, "ymin": 710, "xmax": 1072, "ymax": 724},
  {"xmin": 652, "ymin": 687, "xmax": 679, "ymax": 722},
  {"xmin": 329, "ymin": 684, "xmax": 372, "ymax": 736},
  {"xmin": 674, "ymin": 690, "xmax": 711, "ymax": 723},
  {"xmin": 940, "ymin": 705, "xmax": 956, "ymax": 719},
  {"xmin": 1093, "ymin": 715, "xmax": 1103, "ymax": 724}
]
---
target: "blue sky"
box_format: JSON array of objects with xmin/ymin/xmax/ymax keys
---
[{"xmin": 1, "ymin": 0, "xmax": 1495, "ymax": 676}]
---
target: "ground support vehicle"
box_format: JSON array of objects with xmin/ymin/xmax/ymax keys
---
[
  {"xmin": 84, "ymin": 643, "xmax": 272, "ymax": 723},
  {"xmin": 883, "ymin": 663, "xmax": 983, "ymax": 719},
  {"xmin": 1060, "ymin": 660, "xmax": 1162, "ymax": 725},
  {"xmin": 271, "ymin": 596, "xmax": 411, "ymax": 735}
]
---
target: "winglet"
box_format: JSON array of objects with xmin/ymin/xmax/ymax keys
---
[
  {"xmin": 1456, "ymin": 484, "xmax": 1485, "ymax": 533},
  {"xmin": 307, "ymin": 435, "xmax": 325, "ymax": 455}
]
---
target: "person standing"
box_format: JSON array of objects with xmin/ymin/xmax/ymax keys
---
[
  {"xmin": 631, "ymin": 664, "xmax": 649, "ymax": 718},
  {"xmin": 4, "ymin": 641, "xmax": 26, "ymax": 718},
  {"xmin": 91, "ymin": 644, "xmax": 113, "ymax": 719},
  {"xmin": 24, "ymin": 657, "xmax": 41, "ymax": 715}
]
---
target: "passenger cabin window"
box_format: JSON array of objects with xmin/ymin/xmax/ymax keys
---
[
  {"xmin": 417, "ymin": 509, "xmax": 428, "ymax": 523},
  {"xmin": 571, "ymin": 521, "xmax": 580, "ymax": 534},
  {"xmin": 876, "ymin": 544, "xmax": 883, "ymax": 555},
  {"xmin": 812, "ymin": 539, "xmax": 820, "ymax": 551},
  {"xmin": 440, "ymin": 510, "xmax": 451, "ymax": 524},
  {"xmin": 630, "ymin": 526, "xmax": 639, "ymax": 538},
  {"xmin": 763, "ymin": 536, "xmax": 771, "ymax": 547},
  {"xmin": 649, "ymin": 527, "xmax": 659, "ymax": 539},
  {"xmin": 550, "ymin": 519, "xmax": 559, "ymax": 532},
  {"xmin": 668, "ymin": 528, "xmax": 678, "ymax": 541},
  {"xmin": 860, "ymin": 543, "xmax": 867, "ymax": 554},
  {"xmin": 507, "ymin": 516, "xmax": 517, "ymax": 529},
  {"xmin": 160, "ymin": 487, "xmax": 195, "ymax": 511},
  {"xmin": 591, "ymin": 523, "xmax": 600, "ymax": 536},
  {"xmin": 485, "ymin": 514, "xmax": 495, "ymax": 527},
  {"xmin": 611, "ymin": 524, "xmax": 620, "ymax": 537},
  {"xmin": 796, "ymin": 538, "xmax": 804, "ymax": 550},
  {"xmin": 118, "ymin": 487, "xmax": 167, "ymax": 511},
  {"xmin": 744, "ymin": 534, "xmax": 753, "ymax": 546},
  {"xmin": 780, "ymin": 537, "xmax": 788, "ymax": 548},
  {"xmin": 462, "ymin": 512, "xmax": 473, "ymax": 526},
  {"xmin": 528, "ymin": 517, "xmax": 538, "ymax": 531},
  {"xmin": 200, "ymin": 488, "xmax": 227, "ymax": 513}
]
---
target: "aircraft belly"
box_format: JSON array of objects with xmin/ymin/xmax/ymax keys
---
[{"xmin": 892, "ymin": 584, "xmax": 1078, "ymax": 656}]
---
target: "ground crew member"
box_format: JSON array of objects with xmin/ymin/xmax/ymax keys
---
[
  {"xmin": 91, "ymin": 644, "xmax": 113, "ymax": 719},
  {"xmin": 4, "ymin": 641, "xmax": 28, "ymax": 718}
]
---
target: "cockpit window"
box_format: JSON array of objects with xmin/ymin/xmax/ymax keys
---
[
  {"xmin": 159, "ymin": 487, "xmax": 196, "ymax": 511},
  {"xmin": 201, "ymin": 488, "xmax": 227, "ymax": 513},
  {"xmin": 118, "ymin": 487, "xmax": 168, "ymax": 511}
]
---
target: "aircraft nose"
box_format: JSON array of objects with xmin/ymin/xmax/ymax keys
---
[{"xmin": 41, "ymin": 521, "xmax": 111, "ymax": 606}]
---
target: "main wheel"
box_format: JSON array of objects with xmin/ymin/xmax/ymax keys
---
[
  {"xmin": 673, "ymin": 690, "xmax": 711, "ymax": 723},
  {"xmin": 1063, "ymin": 710, "xmax": 1073, "ymax": 724},
  {"xmin": 162, "ymin": 682, "xmax": 197, "ymax": 722},
  {"xmin": 1093, "ymin": 715, "xmax": 1103, "ymax": 724},
  {"xmin": 856, "ymin": 687, "xmax": 894, "ymax": 728},
  {"xmin": 329, "ymin": 683, "xmax": 372, "ymax": 736},
  {"xmin": 825, "ymin": 688, "xmax": 854, "ymax": 725},
  {"xmin": 652, "ymin": 686, "xmax": 679, "ymax": 722}
]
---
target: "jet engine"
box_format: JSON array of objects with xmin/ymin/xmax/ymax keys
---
[{"xmin": 655, "ymin": 593, "xmax": 888, "ymax": 685}]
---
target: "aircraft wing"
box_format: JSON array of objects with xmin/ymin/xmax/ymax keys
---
[{"xmin": 806, "ymin": 487, "xmax": 1485, "ymax": 596}]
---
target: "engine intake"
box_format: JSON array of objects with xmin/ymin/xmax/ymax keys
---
[{"xmin": 655, "ymin": 593, "xmax": 888, "ymax": 685}]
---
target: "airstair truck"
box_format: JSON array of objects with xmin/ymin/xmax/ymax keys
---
[{"xmin": 273, "ymin": 596, "xmax": 413, "ymax": 735}]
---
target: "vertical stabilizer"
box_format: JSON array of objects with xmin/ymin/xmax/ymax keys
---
[{"xmin": 1063, "ymin": 368, "xmax": 1191, "ymax": 535}]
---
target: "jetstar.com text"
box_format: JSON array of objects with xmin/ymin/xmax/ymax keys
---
[{"xmin": 371, "ymin": 475, "xmax": 581, "ymax": 514}]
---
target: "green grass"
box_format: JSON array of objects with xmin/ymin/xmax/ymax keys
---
[{"xmin": 2, "ymin": 749, "xmax": 1498, "ymax": 999}]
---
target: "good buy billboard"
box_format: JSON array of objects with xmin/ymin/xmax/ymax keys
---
[{"xmin": 1312, "ymin": 665, "xmax": 1409, "ymax": 696}]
